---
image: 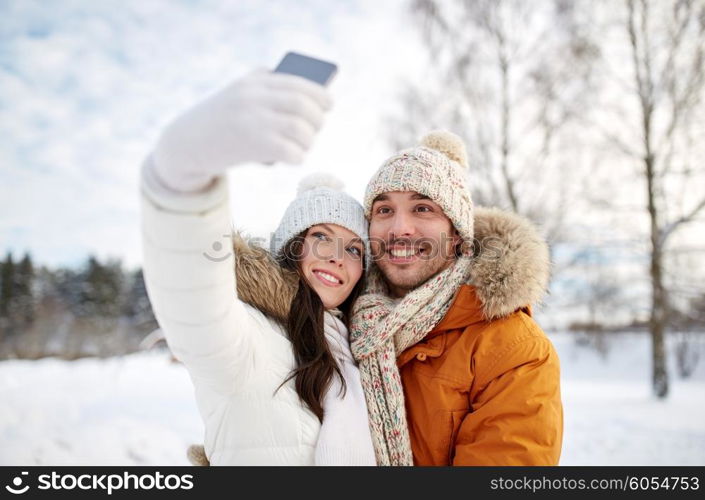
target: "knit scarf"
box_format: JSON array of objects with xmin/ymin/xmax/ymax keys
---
[{"xmin": 349, "ymin": 255, "xmax": 474, "ymax": 465}]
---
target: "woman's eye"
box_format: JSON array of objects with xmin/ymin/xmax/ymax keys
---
[
  {"xmin": 347, "ymin": 246, "xmax": 362, "ymax": 257},
  {"xmin": 311, "ymin": 231, "xmax": 328, "ymax": 241}
]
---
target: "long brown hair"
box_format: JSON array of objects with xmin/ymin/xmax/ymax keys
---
[{"xmin": 277, "ymin": 231, "xmax": 366, "ymax": 422}]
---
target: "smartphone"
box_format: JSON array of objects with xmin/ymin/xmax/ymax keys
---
[{"xmin": 274, "ymin": 52, "xmax": 338, "ymax": 86}]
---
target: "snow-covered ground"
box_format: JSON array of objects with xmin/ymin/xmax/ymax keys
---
[
  {"xmin": 1, "ymin": 332, "xmax": 703, "ymax": 465},
  {"xmin": 558, "ymin": 332, "xmax": 705, "ymax": 465}
]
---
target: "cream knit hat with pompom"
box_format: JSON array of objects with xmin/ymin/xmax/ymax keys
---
[
  {"xmin": 364, "ymin": 130, "xmax": 474, "ymax": 246},
  {"xmin": 271, "ymin": 172, "xmax": 369, "ymax": 264}
]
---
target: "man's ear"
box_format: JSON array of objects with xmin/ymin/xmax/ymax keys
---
[{"xmin": 452, "ymin": 228, "xmax": 466, "ymax": 257}]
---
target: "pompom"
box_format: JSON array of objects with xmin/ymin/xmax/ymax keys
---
[
  {"xmin": 296, "ymin": 172, "xmax": 345, "ymax": 195},
  {"xmin": 420, "ymin": 130, "xmax": 468, "ymax": 168}
]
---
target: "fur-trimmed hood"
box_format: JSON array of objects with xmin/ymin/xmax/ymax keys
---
[
  {"xmin": 231, "ymin": 206, "xmax": 550, "ymax": 324},
  {"xmin": 468, "ymin": 206, "xmax": 550, "ymax": 320},
  {"xmin": 231, "ymin": 232, "xmax": 298, "ymax": 324}
]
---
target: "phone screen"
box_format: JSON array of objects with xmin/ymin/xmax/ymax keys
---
[{"xmin": 274, "ymin": 52, "xmax": 338, "ymax": 86}]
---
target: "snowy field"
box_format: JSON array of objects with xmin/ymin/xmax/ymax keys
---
[{"xmin": 1, "ymin": 332, "xmax": 704, "ymax": 466}]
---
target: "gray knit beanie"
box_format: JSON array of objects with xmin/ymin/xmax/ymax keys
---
[
  {"xmin": 271, "ymin": 173, "xmax": 368, "ymax": 265},
  {"xmin": 364, "ymin": 130, "xmax": 474, "ymax": 249}
]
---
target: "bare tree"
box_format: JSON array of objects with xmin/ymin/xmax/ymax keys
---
[
  {"xmin": 391, "ymin": 0, "xmax": 599, "ymax": 242},
  {"xmin": 587, "ymin": 0, "xmax": 705, "ymax": 397}
]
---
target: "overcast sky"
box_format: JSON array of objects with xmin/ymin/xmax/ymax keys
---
[{"xmin": 1, "ymin": 0, "xmax": 429, "ymax": 268}]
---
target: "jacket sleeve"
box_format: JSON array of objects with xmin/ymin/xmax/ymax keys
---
[
  {"xmin": 452, "ymin": 329, "xmax": 563, "ymax": 465},
  {"xmin": 140, "ymin": 156, "xmax": 258, "ymax": 395}
]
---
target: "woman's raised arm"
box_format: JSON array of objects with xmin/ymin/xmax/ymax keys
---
[{"xmin": 139, "ymin": 70, "xmax": 331, "ymax": 394}]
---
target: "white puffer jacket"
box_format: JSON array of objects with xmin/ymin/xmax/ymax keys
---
[{"xmin": 140, "ymin": 160, "xmax": 375, "ymax": 465}]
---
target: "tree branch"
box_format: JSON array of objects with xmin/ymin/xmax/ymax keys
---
[{"xmin": 660, "ymin": 196, "xmax": 705, "ymax": 246}]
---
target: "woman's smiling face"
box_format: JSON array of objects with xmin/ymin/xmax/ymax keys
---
[{"xmin": 298, "ymin": 223, "xmax": 365, "ymax": 309}]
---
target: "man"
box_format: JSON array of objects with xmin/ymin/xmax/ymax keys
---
[{"xmin": 350, "ymin": 131, "xmax": 563, "ymax": 466}]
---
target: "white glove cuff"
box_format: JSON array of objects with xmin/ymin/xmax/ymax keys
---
[{"xmin": 141, "ymin": 155, "xmax": 228, "ymax": 214}]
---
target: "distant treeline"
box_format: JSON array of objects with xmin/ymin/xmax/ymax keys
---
[{"xmin": 0, "ymin": 251, "xmax": 158, "ymax": 360}]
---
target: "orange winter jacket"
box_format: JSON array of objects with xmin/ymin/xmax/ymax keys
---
[{"xmin": 397, "ymin": 208, "xmax": 563, "ymax": 466}]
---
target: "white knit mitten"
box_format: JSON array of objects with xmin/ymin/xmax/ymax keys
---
[{"xmin": 152, "ymin": 69, "xmax": 332, "ymax": 193}]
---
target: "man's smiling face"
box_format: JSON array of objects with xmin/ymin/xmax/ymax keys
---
[{"xmin": 369, "ymin": 191, "xmax": 460, "ymax": 298}]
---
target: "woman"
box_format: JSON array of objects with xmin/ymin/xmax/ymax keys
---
[{"xmin": 140, "ymin": 69, "xmax": 376, "ymax": 465}]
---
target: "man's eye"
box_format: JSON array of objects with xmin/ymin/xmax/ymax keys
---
[
  {"xmin": 415, "ymin": 205, "xmax": 432, "ymax": 213},
  {"xmin": 376, "ymin": 206, "xmax": 392, "ymax": 215}
]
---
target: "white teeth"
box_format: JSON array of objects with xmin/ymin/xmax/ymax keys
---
[
  {"xmin": 315, "ymin": 271, "xmax": 341, "ymax": 284},
  {"xmin": 390, "ymin": 248, "xmax": 418, "ymax": 258}
]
